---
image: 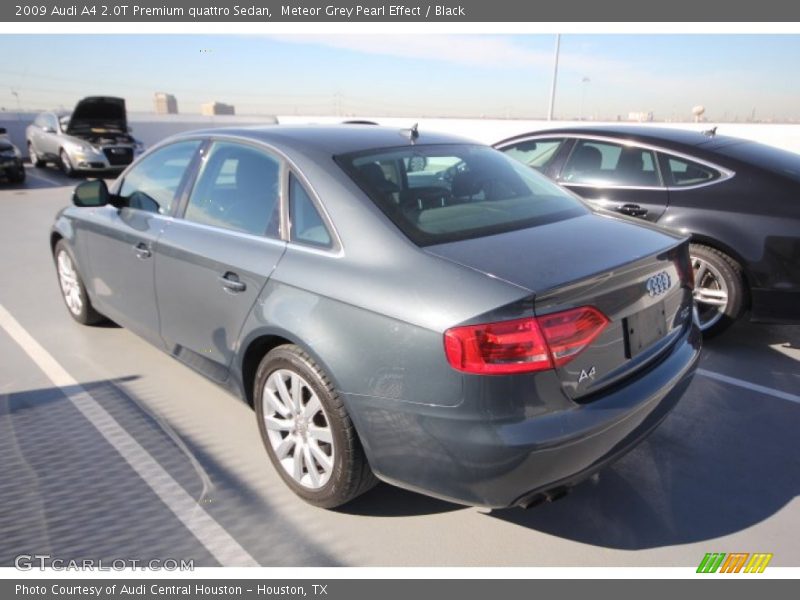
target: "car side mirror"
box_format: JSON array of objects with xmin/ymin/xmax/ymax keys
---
[
  {"xmin": 0, "ymin": 127, "xmax": 6, "ymax": 135},
  {"xmin": 42, "ymin": 126, "xmax": 56, "ymax": 134},
  {"xmin": 73, "ymin": 180, "xmax": 110, "ymax": 208}
]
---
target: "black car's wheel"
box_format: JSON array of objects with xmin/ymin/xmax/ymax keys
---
[
  {"xmin": 53, "ymin": 240, "xmax": 104, "ymax": 325},
  {"xmin": 254, "ymin": 344, "xmax": 377, "ymax": 508},
  {"xmin": 59, "ymin": 148, "xmax": 76, "ymax": 177},
  {"xmin": 28, "ymin": 143, "xmax": 45, "ymax": 168},
  {"xmin": 8, "ymin": 166, "xmax": 25, "ymax": 183},
  {"xmin": 690, "ymin": 243, "xmax": 745, "ymax": 337}
]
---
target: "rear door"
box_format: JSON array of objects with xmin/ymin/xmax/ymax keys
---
[
  {"xmin": 80, "ymin": 139, "xmax": 202, "ymax": 345},
  {"xmin": 154, "ymin": 140, "xmax": 287, "ymax": 382},
  {"xmin": 556, "ymin": 138, "xmax": 669, "ymax": 223}
]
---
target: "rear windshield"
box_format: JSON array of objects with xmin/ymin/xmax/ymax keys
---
[
  {"xmin": 713, "ymin": 140, "xmax": 800, "ymax": 183},
  {"xmin": 336, "ymin": 144, "xmax": 588, "ymax": 246}
]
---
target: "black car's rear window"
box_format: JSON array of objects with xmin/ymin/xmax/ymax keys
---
[{"xmin": 336, "ymin": 144, "xmax": 588, "ymax": 246}]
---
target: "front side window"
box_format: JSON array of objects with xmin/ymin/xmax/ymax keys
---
[
  {"xmin": 184, "ymin": 142, "xmax": 281, "ymax": 237},
  {"xmin": 500, "ymin": 138, "xmax": 565, "ymax": 172},
  {"xmin": 662, "ymin": 155, "xmax": 721, "ymax": 187},
  {"xmin": 561, "ymin": 140, "xmax": 661, "ymax": 188},
  {"xmin": 289, "ymin": 174, "xmax": 332, "ymax": 248},
  {"xmin": 119, "ymin": 140, "xmax": 200, "ymax": 214},
  {"xmin": 336, "ymin": 144, "xmax": 587, "ymax": 246}
]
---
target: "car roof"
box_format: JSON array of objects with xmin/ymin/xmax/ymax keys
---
[
  {"xmin": 499, "ymin": 125, "xmax": 741, "ymax": 151},
  {"xmin": 174, "ymin": 124, "xmax": 479, "ymax": 155}
]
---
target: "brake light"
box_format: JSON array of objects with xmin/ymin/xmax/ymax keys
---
[
  {"xmin": 538, "ymin": 307, "xmax": 609, "ymax": 367},
  {"xmin": 444, "ymin": 307, "xmax": 609, "ymax": 375}
]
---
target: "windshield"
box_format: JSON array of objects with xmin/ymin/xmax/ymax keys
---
[{"xmin": 336, "ymin": 144, "xmax": 588, "ymax": 246}]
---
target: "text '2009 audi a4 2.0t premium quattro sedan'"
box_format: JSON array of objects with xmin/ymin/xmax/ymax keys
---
[{"xmin": 51, "ymin": 125, "xmax": 701, "ymax": 508}]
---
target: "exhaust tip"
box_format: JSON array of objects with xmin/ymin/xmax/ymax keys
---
[{"xmin": 516, "ymin": 485, "xmax": 571, "ymax": 509}]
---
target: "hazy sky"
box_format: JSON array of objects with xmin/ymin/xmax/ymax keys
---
[{"xmin": 1, "ymin": 34, "xmax": 799, "ymax": 121}]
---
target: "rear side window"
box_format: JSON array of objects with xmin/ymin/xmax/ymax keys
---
[
  {"xmin": 119, "ymin": 140, "xmax": 200, "ymax": 214},
  {"xmin": 662, "ymin": 155, "xmax": 721, "ymax": 187},
  {"xmin": 336, "ymin": 144, "xmax": 587, "ymax": 246},
  {"xmin": 289, "ymin": 174, "xmax": 332, "ymax": 248},
  {"xmin": 500, "ymin": 138, "xmax": 565, "ymax": 172},
  {"xmin": 184, "ymin": 142, "xmax": 281, "ymax": 238},
  {"xmin": 562, "ymin": 140, "xmax": 661, "ymax": 188}
]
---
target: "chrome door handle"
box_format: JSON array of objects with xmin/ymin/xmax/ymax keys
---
[
  {"xmin": 219, "ymin": 272, "xmax": 246, "ymax": 293},
  {"xmin": 134, "ymin": 242, "xmax": 151, "ymax": 259}
]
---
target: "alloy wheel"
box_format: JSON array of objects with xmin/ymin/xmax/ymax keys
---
[
  {"xmin": 60, "ymin": 149, "xmax": 73, "ymax": 176},
  {"xmin": 691, "ymin": 255, "xmax": 729, "ymax": 332},
  {"xmin": 57, "ymin": 250, "xmax": 83, "ymax": 316},
  {"xmin": 261, "ymin": 369, "xmax": 335, "ymax": 489}
]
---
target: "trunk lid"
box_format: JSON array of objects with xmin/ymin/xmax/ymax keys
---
[
  {"xmin": 426, "ymin": 212, "xmax": 694, "ymax": 400},
  {"xmin": 66, "ymin": 96, "xmax": 128, "ymax": 135}
]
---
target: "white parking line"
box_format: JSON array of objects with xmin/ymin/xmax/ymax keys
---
[
  {"xmin": 697, "ymin": 368, "xmax": 800, "ymax": 405},
  {"xmin": 0, "ymin": 304, "xmax": 260, "ymax": 567}
]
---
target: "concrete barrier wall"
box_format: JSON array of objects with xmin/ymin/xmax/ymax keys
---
[{"xmin": 3, "ymin": 111, "xmax": 800, "ymax": 157}]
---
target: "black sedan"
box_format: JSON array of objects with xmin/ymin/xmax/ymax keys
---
[
  {"xmin": 495, "ymin": 126, "xmax": 800, "ymax": 335},
  {"xmin": 0, "ymin": 127, "xmax": 25, "ymax": 183}
]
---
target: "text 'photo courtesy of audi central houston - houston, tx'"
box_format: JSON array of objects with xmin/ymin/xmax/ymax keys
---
[{"xmin": 51, "ymin": 125, "xmax": 701, "ymax": 508}]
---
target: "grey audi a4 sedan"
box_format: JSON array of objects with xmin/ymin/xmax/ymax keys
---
[{"xmin": 51, "ymin": 125, "xmax": 701, "ymax": 509}]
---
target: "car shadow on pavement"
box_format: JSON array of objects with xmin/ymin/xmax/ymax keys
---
[
  {"xmin": 335, "ymin": 482, "xmax": 464, "ymax": 517},
  {"xmin": 2, "ymin": 166, "xmax": 117, "ymax": 192},
  {"xmin": 0, "ymin": 377, "xmax": 342, "ymax": 567},
  {"xmin": 487, "ymin": 323, "xmax": 800, "ymax": 550}
]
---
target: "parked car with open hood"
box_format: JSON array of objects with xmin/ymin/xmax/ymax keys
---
[
  {"xmin": 495, "ymin": 126, "xmax": 800, "ymax": 335},
  {"xmin": 51, "ymin": 125, "xmax": 700, "ymax": 508},
  {"xmin": 0, "ymin": 127, "xmax": 25, "ymax": 183},
  {"xmin": 26, "ymin": 96, "xmax": 145, "ymax": 176}
]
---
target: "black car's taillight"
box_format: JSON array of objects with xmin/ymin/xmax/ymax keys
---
[{"xmin": 444, "ymin": 307, "xmax": 609, "ymax": 375}]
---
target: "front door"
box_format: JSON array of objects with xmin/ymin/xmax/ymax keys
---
[
  {"xmin": 80, "ymin": 139, "xmax": 202, "ymax": 345},
  {"xmin": 557, "ymin": 138, "xmax": 669, "ymax": 223}
]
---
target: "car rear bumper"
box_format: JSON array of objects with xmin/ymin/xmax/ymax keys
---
[{"xmin": 345, "ymin": 319, "xmax": 701, "ymax": 508}]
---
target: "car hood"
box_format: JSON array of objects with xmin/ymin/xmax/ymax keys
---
[
  {"xmin": 66, "ymin": 96, "xmax": 128, "ymax": 135},
  {"xmin": 424, "ymin": 212, "xmax": 686, "ymax": 295}
]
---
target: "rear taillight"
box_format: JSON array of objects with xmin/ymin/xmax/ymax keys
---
[
  {"xmin": 538, "ymin": 307, "xmax": 609, "ymax": 367},
  {"xmin": 444, "ymin": 306, "xmax": 609, "ymax": 375}
]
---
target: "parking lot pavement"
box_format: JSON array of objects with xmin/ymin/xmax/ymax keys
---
[{"xmin": 0, "ymin": 173, "xmax": 798, "ymax": 567}]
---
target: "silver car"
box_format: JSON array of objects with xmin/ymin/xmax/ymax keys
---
[
  {"xmin": 52, "ymin": 125, "xmax": 700, "ymax": 509},
  {"xmin": 27, "ymin": 96, "xmax": 144, "ymax": 176}
]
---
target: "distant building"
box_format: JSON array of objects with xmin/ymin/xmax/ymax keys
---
[
  {"xmin": 627, "ymin": 111, "xmax": 654, "ymax": 122},
  {"xmin": 201, "ymin": 102, "xmax": 235, "ymax": 116},
  {"xmin": 154, "ymin": 92, "xmax": 178, "ymax": 114}
]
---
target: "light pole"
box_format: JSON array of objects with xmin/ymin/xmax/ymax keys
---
[
  {"xmin": 547, "ymin": 34, "xmax": 560, "ymax": 121},
  {"xmin": 579, "ymin": 77, "xmax": 590, "ymax": 120},
  {"xmin": 10, "ymin": 89, "xmax": 21, "ymax": 113}
]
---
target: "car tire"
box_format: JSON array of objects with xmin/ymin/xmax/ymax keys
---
[
  {"xmin": 9, "ymin": 166, "xmax": 25, "ymax": 183},
  {"xmin": 254, "ymin": 344, "xmax": 377, "ymax": 508},
  {"xmin": 689, "ymin": 243, "xmax": 745, "ymax": 337},
  {"xmin": 28, "ymin": 143, "xmax": 45, "ymax": 168},
  {"xmin": 53, "ymin": 240, "xmax": 104, "ymax": 325},
  {"xmin": 59, "ymin": 148, "xmax": 76, "ymax": 177}
]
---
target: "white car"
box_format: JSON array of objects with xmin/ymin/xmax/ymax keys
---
[{"xmin": 26, "ymin": 96, "xmax": 145, "ymax": 176}]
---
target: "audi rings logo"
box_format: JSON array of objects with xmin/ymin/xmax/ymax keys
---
[{"xmin": 646, "ymin": 271, "xmax": 672, "ymax": 297}]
